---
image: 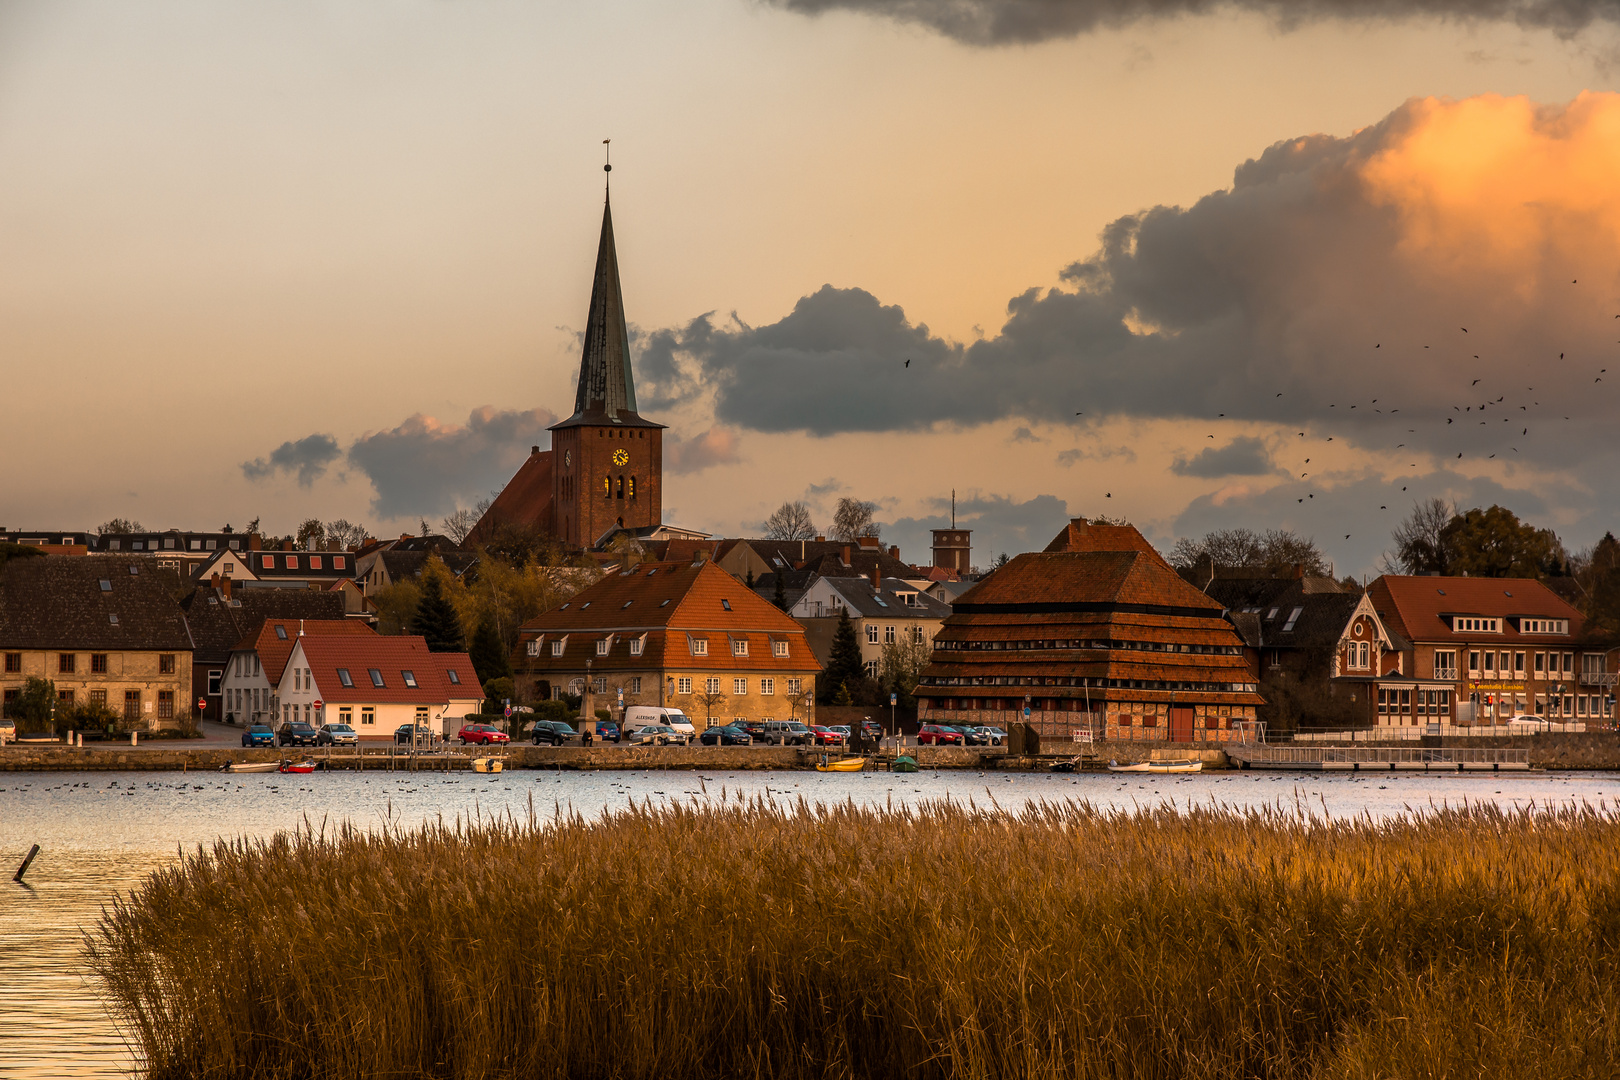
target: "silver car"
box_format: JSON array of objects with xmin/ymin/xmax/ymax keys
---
[
  {"xmin": 625, "ymin": 724, "xmax": 688, "ymax": 746},
  {"xmin": 317, "ymin": 723, "xmax": 359, "ymax": 746}
]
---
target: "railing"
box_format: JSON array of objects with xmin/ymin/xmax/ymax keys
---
[
  {"xmin": 1580, "ymin": 671, "xmax": 1617, "ymax": 688},
  {"xmin": 1231, "ymin": 745, "xmax": 1530, "ymax": 765},
  {"xmin": 1433, "ymin": 668, "xmax": 1458, "ymax": 682}
]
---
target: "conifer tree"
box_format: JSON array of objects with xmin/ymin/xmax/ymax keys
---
[
  {"xmin": 468, "ymin": 614, "xmax": 511, "ymax": 685},
  {"xmin": 823, "ymin": 606, "xmax": 864, "ymax": 703},
  {"xmin": 410, "ymin": 560, "xmax": 465, "ymax": 652},
  {"xmin": 772, "ymin": 573, "xmax": 787, "ymax": 611}
]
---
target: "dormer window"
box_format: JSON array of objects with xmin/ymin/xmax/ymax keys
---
[
  {"xmin": 1453, "ymin": 617, "xmax": 1501, "ymax": 633},
  {"xmin": 629, "ymin": 636, "xmax": 644, "ymax": 657},
  {"xmin": 732, "ymin": 638, "xmax": 748, "ymax": 657},
  {"xmin": 333, "ymin": 556, "xmax": 346, "ymax": 569},
  {"xmin": 286, "ymin": 556, "xmax": 299, "ymax": 570},
  {"xmin": 596, "ymin": 638, "xmax": 611, "ymax": 656},
  {"xmin": 1520, "ymin": 618, "xmax": 1568, "ymax": 635},
  {"xmin": 773, "ymin": 640, "xmax": 789, "ymax": 657},
  {"xmin": 551, "ymin": 639, "xmax": 566, "ymax": 656},
  {"xmin": 690, "ymin": 637, "xmax": 709, "ymax": 657}
]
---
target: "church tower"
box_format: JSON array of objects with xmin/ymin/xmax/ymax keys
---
[{"xmin": 548, "ymin": 178, "xmax": 665, "ymax": 549}]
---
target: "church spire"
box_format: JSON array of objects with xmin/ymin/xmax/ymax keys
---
[{"xmin": 570, "ymin": 159, "xmax": 638, "ymax": 421}]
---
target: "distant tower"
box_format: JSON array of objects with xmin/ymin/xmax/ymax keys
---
[{"xmin": 931, "ymin": 490, "xmax": 971, "ymax": 573}]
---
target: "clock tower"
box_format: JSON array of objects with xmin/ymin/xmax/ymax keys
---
[{"xmin": 547, "ymin": 179, "xmax": 665, "ymax": 549}]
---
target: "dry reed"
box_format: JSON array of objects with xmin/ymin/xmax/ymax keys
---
[{"xmin": 88, "ymin": 796, "xmax": 1620, "ymax": 1079}]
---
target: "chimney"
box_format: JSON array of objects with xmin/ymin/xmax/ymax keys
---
[
  {"xmin": 248, "ymin": 533, "xmax": 262, "ymax": 551},
  {"xmin": 1293, "ymin": 562, "xmax": 1304, "ymax": 579},
  {"xmin": 221, "ymin": 577, "xmax": 233, "ymax": 601},
  {"xmin": 842, "ymin": 545, "xmax": 851, "ymax": 567},
  {"xmin": 889, "ymin": 545, "xmax": 900, "ymax": 560},
  {"xmin": 298, "ymin": 619, "xmax": 304, "ymax": 637},
  {"xmin": 280, "ymin": 539, "xmax": 293, "ymax": 552},
  {"xmin": 531, "ymin": 445, "xmax": 539, "ymax": 455},
  {"xmin": 210, "ymin": 573, "xmax": 221, "ymax": 590},
  {"xmin": 815, "ymin": 535, "xmax": 825, "ymax": 543},
  {"xmin": 871, "ymin": 564, "xmax": 881, "ymax": 591},
  {"xmin": 400, "ymin": 533, "xmax": 410, "ymax": 542}
]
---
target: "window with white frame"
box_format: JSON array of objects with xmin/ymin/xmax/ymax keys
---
[
  {"xmin": 677, "ymin": 677, "xmax": 692, "ymax": 694},
  {"xmin": 1521, "ymin": 618, "xmax": 1569, "ymax": 635},
  {"xmin": 527, "ymin": 640, "xmax": 541, "ymax": 656},
  {"xmin": 1468, "ymin": 651, "xmax": 1481, "ymax": 675},
  {"xmin": 733, "ymin": 678, "xmax": 747, "ymax": 695},
  {"xmin": 629, "ymin": 637, "xmax": 644, "ymax": 656},
  {"xmin": 630, "ymin": 676, "xmax": 642, "ymax": 694},
  {"xmin": 705, "ymin": 677, "xmax": 721, "ymax": 695},
  {"xmin": 864, "ymin": 660, "xmax": 878, "ymax": 678},
  {"xmin": 1433, "ymin": 650, "xmax": 1457, "ymax": 679},
  {"xmin": 731, "ymin": 638, "xmax": 748, "ymax": 657},
  {"xmin": 594, "ymin": 677, "xmax": 606, "ymax": 694},
  {"xmin": 551, "ymin": 640, "xmax": 565, "ymax": 657},
  {"xmin": 884, "ymin": 625, "xmax": 896, "ymax": 644},
  {"xmin": 596, "ymin": 638, "xmax": 610, "ymax": 656},
  {"xmin": 911, "ymin": 625, "xmax": 925, "ymax": 644},
  {"xmin": 690, "ymin": 637, "xmax": 708, "ymax": 657},
  {"xmin": 787, "ymin": 678, "xmax": 801, "ymax": 696},
  {"xmin": 1454, "ymin": 617, "xmax": 1501, "ymax": 633},
  {"xmin": 866, "ymin": 625, "xmax": 879, "ymax": 644},
  {"xmin": 760, "ymin": 677, "xmax": 774, "ymax": 695},
  {"xmin": 772, "ymin": 640, "xmax": 788, "ymax": 657}
]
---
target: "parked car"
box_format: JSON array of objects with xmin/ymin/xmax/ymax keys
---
[
  {"xmin": 276, "ymin": 722, "xmax": 319, "ymax": 747},
  {"xmin": 623, "ymin": 706, "xmax": 696, "ymax": 736},
  {"xmin": 699, "ymin": 723, "xmax": 752, "ymax": 746},
  {"xmin": 917, "ymin": 724, "xmax": 965, "ymax": 746},
  {"xmin": 459, "ymin": 723, "xmax": 509, "ymax": 746},
  {"xmin": 760, "ymin": 720, "xmax": 814, "ymax": 746},
  {"xmin": 808, "ymin": 725, "xmax": 844, "ymax": 746},
  {"xmin": 978, "ymin": 726, "xmax": 1009, "ymax": 746},
  {"xmin": 588, "ymin": 719, "xmax": 621, "ymax": 743},
  {"xmin": 955, "ymin": 725, "xmax": 990, "ymax": 746},
  {"xmin": 861, "ymin": 720, "xmax": 883, "ymax": 741},
  {"xmin": 736, "ymin": 719, "xmax": 768, "ymax": 740},
  {"xmin": 394, "ymin": 724, "xmax": 439, "ymax": 747},
  {"xmin": 626, "ymin": 724, "xmax": 687, "ymax": 746},
  {"xmin": 531, "ymin": 719, "xmax": 578, "ymax": 746},
  {"xmin": 827, "ymin": 724, "xmax": 853, "ymax": 740},
  {"xmin": 316, "ymin": 723, "xmax": 358, "ymax": 746},
  {"xmin": 0, "ymin": 718, "xmax": 15, "ymax": 745}
]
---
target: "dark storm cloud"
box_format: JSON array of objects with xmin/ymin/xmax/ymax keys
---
[
  {"xmin": 346, "ymin": 407, "xmax": 557, "ymax": 519},
  {"xmin": 765, "ymin": 0, "xmax": 1620, "ymax": 45},
  {"xmin": 241, "ymin": 434, "xmax": 341, "ymax": 487},
  {"xmin": 1171, "ymin": 436, "xmax": 1276, "ymax": 477}
]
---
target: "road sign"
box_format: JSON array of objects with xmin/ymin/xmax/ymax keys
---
[
  {"xmin": 196, "ymin": 697, "xmax": 207, "ymax": 712},
  {"xmin": 313, "ymin": 700, "xmax": 323, "ymax": 709},
  {"xmin": 890, "ymin": 693, "xmax": 897, "ymax": 706}
]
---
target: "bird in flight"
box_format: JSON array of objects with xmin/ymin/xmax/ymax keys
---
[
  {"xmin": 904, "ymin": 358, "xmax": 910, "ymax": 367},
  {"xmin": 1472, "ymin": 379, "xmax": 1481, "ymax": 386}
]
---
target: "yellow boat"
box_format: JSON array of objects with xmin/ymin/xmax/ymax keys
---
[
  {"xmin": 815, "ymin": 756, "xmax": 867, "ymax": 773},
  {"xmin": 470, "ymin": 757, "xmax": 503, "ymax": 774}
]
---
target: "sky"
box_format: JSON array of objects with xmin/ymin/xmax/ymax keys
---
[{"xmin": 3, "ymin": 0, "xmax": 1620, "ymax": 575}]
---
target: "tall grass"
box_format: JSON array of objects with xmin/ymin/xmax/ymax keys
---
[{"xmin": 90, "ymin": 796, "xmax": 1620, "ymax": 1080}]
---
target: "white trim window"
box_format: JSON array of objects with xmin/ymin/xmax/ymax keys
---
[
  {"xmin": 689, "ymin": 636, "xmax": 709, "ymax": 657},
  {"xmin": 866, "ymin": 625, "xmax": 879, "ymax": 644},
  {"xmin": 760, "ymin": 677, "xmax": 774, "ymax": 695},
  {"xmin": 551, "ymin": 637, "xmax": 566, "ymax": 657},
  {"xmin": 596, "ymin": 636, "xmax": 612, "ymax": 657},
  {"xmin": 772, "ymin": 639, "xmax": 789, "ymax": 657},
  {"xmin": 705, "ymin": 677, "xmax": 721, "ymax": 695},
  {"xmin": 733, "ymin": 678, "xmax": 747, "ymax": 695},
  {"xmin": 629, "ymin": 635, "xmax": 645, "ymax": 657},
  {"xmin": 677, "ymin": 677, "xmax": 692, "ymax": 694},
  {"xmin": 787, "ymin": 678, "xmax": 802, "ymax": 696}
]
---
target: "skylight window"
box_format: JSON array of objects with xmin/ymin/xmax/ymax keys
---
[
  {"xmin": 108, "ymin": 614, "xmax": 118, "ymax": 624},
  {"xmin": 622, "ymin": 601, "xmax": 633, "ymax": 608},
  {"xmin": 368, "ymin": 668, "xmax": 385, "ymax": 687},
  {"xmin": 99, "ymin": 579, "xmax": 112, "ymax": 592},
  {"xmin": 337, "ymin": 668, "xmax": 354, "ymax": 687},
  {"xmin": 447, "ymin": 669, "xmax": 461, "ymax": 685},
  {"xmin": 275, "ymin": 625, "xmax": 288, "ymax": 640},
  {"xmin": 1282, "ymin": 607, "xmax": 1304, "ymax": 632},
  {"xmin": 721, "ymin": 599, "xmax": 732, "ymax": 611},
  {"xmin": 401, "ymin": 671, "xmax": 417, "ymax": 688}
]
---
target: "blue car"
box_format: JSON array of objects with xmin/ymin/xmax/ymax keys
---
[{"xmin": 241, "ymin": 724, "xmax": 276, "ymax": 748}]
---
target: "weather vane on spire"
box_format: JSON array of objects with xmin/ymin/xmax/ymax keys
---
[{"xmin": 603, "ymin": 138, "xmax": 612, "ymax": 197}]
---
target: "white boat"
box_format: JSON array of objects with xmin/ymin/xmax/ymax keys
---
[
  {"xmin": 1107, "ymin": 759, "xmax": 1203, "ymax": 774},
  {"xmin": 219, "ymin": 761, "xmax": 280, "ymax": 773}
]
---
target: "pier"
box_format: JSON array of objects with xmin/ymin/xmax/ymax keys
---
[{"xmin": 1225, "ymin": 744, "xmax": 1532, "ymax": 772}]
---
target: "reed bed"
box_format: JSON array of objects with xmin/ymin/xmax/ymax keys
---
[{"xmin": 89, "ymin": 796, "xmax": 1620, "ymax": 1080}]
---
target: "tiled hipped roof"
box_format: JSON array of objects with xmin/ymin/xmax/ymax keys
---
[
  {"xmin": 231, "ymin": 618, "xmax": 377, "ymax": 684},
  {"xmin": 513, "ymin": 560, "xmax": 820, "ymax": 674},
  {"xmin": 1368, "ymin": 575, "xmax": 1592, "ymax": 645},
  {"xmin": 296, "ymin": 635, "xmax": 480, "ymax": 705},
  {"xmin": 0, "ymin": 555, "xmax": 194, "ymax": 652}
]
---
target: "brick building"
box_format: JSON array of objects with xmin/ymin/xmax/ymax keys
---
[
  {"xmin": 1367, "ymin": 574, "xmax": 1615, "ymax": 726},
  {"xmin": 0, "ymin": 555, "xmax": 194, "ymax": 730},
  {"xmin": 512, "ymin": 559, "xmax": 821, "ymax": 729},
  {"xmin": 470, "ymin": 184, "xmax": 666, "ymax": 551},
  {"xmin": 915, "ymin": 522, "xmax": 1263, "ymax": 742}
]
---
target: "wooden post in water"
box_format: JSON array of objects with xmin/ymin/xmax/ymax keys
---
[{"xmin": 14, "ymin": 844, "xmax": 40, "ymax": 883}]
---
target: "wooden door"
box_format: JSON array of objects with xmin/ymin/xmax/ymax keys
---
[{"xmin": 1169, "ymin": 706, "xmax": 1195, "ymax": 742}]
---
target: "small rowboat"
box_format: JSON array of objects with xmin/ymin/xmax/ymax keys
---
[
  {"xmin": 891, "ymin": 755, "xmax": 919, "ymax": 773},
  {"xmin": 815, "ymin": 756, "xmax": 867, "ymax": 773},
  {"xmin": 471, "ymin": 757, "xmax": 503, "ymax": 774},
  {"xmin": 278, "ymin": 759, "xmax": 317, "ymax": 774},
  {"xmin": 1107, "ymin": 759, "xmax": 1202, "ymax": 774},
  {"xmin": 220, "ymin": 761, "xmax": 279, "ymax": 774}
]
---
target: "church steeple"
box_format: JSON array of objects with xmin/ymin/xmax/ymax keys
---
[{"xmin": 568, "ymin": 188, "xmax": 639, "ymax": 421}]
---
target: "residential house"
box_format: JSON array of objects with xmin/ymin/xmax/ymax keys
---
[
  {"xmin": 356, "ymin": 544, "xmax": 478, "ymax": 598},
  {"xmin": 0, "ymin": 555, "xmax": 194, "ymax": 729},
  {"xmin": 275, "ymin": 634, "xmax": 482, "ymax": 738},
  {"xmin": 179, "ymin": 579, "xmax": 346, "ymax": 720},
  {"xmin": 789, "ymin": 571, "xmax": 952, "ymax": 682},
  {"xmin": 915, "ymin": 523, "xmax": 1263, "ymax": 742},
  {"xmin": 512, "ymin": 559, "xmax": 821, "ymax": 729},
  {"xmin": 1367, "ymin": 575, "xmax": 1615, "ymax": 726},
  {"xmin": 220, "ymin": 618, "xmax": 378, "ymax": 726}
]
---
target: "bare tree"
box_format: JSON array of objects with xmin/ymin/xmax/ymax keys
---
[
  {"xmin": 1388, "ymin": 498, "xmax": 1455, "ymax": 575},
  {"xmin": 1170, "ymin": 528, "xmax": 1329, "ymax": 577},
  {"xmin": 324, "ymin": 519, "xmax": 368, "ymax": 550},
  {"xmin": 830, "ymin": 497, "xmax": 879, "ymax": 542},
  {"xmin": 695, "ymin": 682, "xmax": 727, "ymax": 728},
  {"xmin": 440, "ymin": 509, "xmax": 477, "ymax": 545},
  {"xmin": 764, "ymin": 500, "xmax": 817, "ymax": 540}
]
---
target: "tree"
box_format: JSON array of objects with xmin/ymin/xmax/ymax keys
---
[
  {"xmin": 772, "ymin": 573, "xmax": 787, "ymax": 611},
  {"xmin": 1388, "ymin": 498, "xmax": 1455, "ymax": 575},
  {"xmin": 696, "ymin": 682, "xmax": 727, "ymax": 726},
  {"xmin": 879, "ymin": 633, "xmax": 932, "ymax": 708},
  {"xmin": 441, "ymin": 509, "xmax": 477, "ymax": 545},
  {"xmin": 469, "ymin": 614, "xmax": 512, "ymax": 686},
  {"xmin": 1440, "ymin": 505, "xmax": 1566, "ymax": 580},
  {"xmin": 764, "ymin": 500, "xmax": 817, "ymax": 540},
  {"xmin": 745, "ymin": 567, "xmax": 755, "ymax": 589},
  {"xmin": 409, "ymin": 556, "xmax": 466, "ymax": 652},
  {"xmin": 822, "ymin": 607, "xmax": 864, "ymax": 703},
  {"xmin": 2, "ymin": 676, "xmax": 55, "ymax": 731},
  {"xmin": 0, "ymin": 543, "xmax": 46, "ymax": 572},
  {"xmin": 1578, "ymin": 533, "xmax": 1620, "ymax": 639},
  {"xmin": 324, "ymin": 519, "xmax": 368, "ymax": 551},
  {"xmin": 244, "ymin": 517, "xmax": 261, "ymax": 536},
  {"xmin": 1169, "ymin": 528, "xmax": 1330, "ymax": 579},
  {"xmin": 296, "ymin": 518, "xmax": 326, "ymax": 551},
  {"xmin": 830, "ymin": 497, "xmax": 879, "ymax": 542},
  {"xmin": 98, "ymin": 518, "xmax": 143, "ymax": 535}
]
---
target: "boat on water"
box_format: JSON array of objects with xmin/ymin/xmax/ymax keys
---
[
  {"xmin": 278, "ymin": 759, "xmax": 318, "ymax": 774},
  {"xmin": 471, "ymin": 757, "xmax": 503, "ymax": 774},
  {"xmin": 891, "ymin": 755, "xmax": 919, "ymax": 773},
  {"xmin": 1107, "ymin": 759, "xmax": 1203, "ymax": 774},
  {"xmin": 219, "ymin": 761, "xmax": 280, "ymax": 774},
  {"xmin": 815, "ymin": 756, "xmax": 867, "ymax": 773}
]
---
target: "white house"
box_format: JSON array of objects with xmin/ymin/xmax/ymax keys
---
[
  {"xmin": 220, "ymin": 618, "xmax": 378, "ymax": 726},
  {"xmin": 274, "ymin": 633, "xmax": 482, "ymax": 738}
]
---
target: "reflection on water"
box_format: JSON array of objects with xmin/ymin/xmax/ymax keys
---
[{"xmin": 2, "ymin": 766, "xmax": 1616, "ymax": 1078}]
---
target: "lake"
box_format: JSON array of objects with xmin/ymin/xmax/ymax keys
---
[{"xmin": 4, "ymin": 766, "xmax": 1617, "ymax": 1078}]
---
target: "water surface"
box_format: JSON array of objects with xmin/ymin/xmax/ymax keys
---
[{"xmin": 3, "ymin": 766, "xmax": 1615, "ymax": 1078}]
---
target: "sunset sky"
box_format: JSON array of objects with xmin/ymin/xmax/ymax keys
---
[{"xmin": 3, "ymin": 0, "xmax": 1620, "ymax": 574}]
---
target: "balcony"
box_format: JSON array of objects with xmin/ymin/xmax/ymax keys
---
[
  {"xmin": 1433, "ymin": 668, "xmax": 1458, "ymax": 682},
  {"xmin": 1579, "ymin": 671, "xmax": 1617, "ymax": 688}
]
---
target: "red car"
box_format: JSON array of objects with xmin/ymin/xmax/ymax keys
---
[
  {"xmin": 808, "ymin": 725, "xmax": 844, "ymax": 746},
  {"xmin": 917, "ymin": 724, "xmax": 964, "ymax": 746},
  {"xmin": 458, "ymin": 723, "xmax": 510, "ymax": 746}
]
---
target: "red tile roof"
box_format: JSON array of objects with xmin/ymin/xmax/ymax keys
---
[
  {"xmin": 468, "ymin": 448, "xmax": 554, "ymax": 545},
  {"xmin": 1042, "ymin": 520, "xmax": 1170, "ymax": 566},
  {"xmin": 231, "ymin": 618, "xmax": 377, "ymax": 684},
  {"xmin": 1368, "ymin": 575, "xmax": 1588, "ymax": 645},
  {"xmin": 959, "ymin": 551, "xmax": 1224, "ymax": 614},
  {"xmin": 294, "ymin": 634, "xmax": 481, "ymax": 704}
]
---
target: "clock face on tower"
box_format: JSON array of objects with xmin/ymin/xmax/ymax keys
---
[{"xmin": 612, "ymin": 448, "xmax": 629, "ymax": 466}]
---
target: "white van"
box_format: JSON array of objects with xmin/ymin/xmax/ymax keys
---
[{"xmin": 623, "ymin": 706, "xmax": 696, "ymax": 736}]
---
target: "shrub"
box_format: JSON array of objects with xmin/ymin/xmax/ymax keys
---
[{"xmin": 89, "ymin": 801, "xmax": 1620, "ymax": 1080}]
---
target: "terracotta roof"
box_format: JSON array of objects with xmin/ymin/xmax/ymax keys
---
[
  {"xmin": 180, "ymin": 585, "xmax": 346, "ymax": 661},
  {"xmin": 231, "ymin": 618, "xmax": 377, "ymax": 684},
  {"xmin": 956, "ymin": 551, "xmax": 1226, "ymax": 614},
  {"xmin": 1368, "ymin": 575, "xmax": 1588, "ymax": 646},
  {"xmin": 294, "ymin": 634, "xmax": 481, "ymax": 704},
  {"xmin": 0, "ymin": 555, "xmax": 194, "ymax": 653},
  {"xmin": 1042, "ymin": 520, "xmax": 1170, "ymax": 565},
  {"xmin": 468, "ymin": 448, "xmax": 554, "ymax": 545}
]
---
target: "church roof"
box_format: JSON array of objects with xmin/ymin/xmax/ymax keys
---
[{"xmin": 552, "ymin": 193, "xmax": 662, "ymax": 430}]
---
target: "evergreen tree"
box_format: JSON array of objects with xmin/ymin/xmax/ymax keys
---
[
  {"xmin": 468, "ymin": 614, "xmax": 511, "ymax": 685},
  {"xmin": 410, "ymin": 562, "xmax": 465, "ymax": 652},
  {"xmin": 772, "ymin": 572, "xmax": 787, "ymax": 611},
  {"xmin": 745, "ymin": 567, "xmax": 755, "ymax": 589},
  {"xmin": 823, "ymin": 607, "xmax": 864, "ymax": 703}
]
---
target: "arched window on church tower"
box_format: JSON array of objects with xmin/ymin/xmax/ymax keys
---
[
  {"xmin": 628, "ymin": 476, "xmax": 636, "ymax": 499},
  {"xmin": 603, "ymin": 475, "xmax": 611, "ymax": 498},
  {"xmin": 616, "ymin": 475, "xmax": 624, "ymax": 499}
]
